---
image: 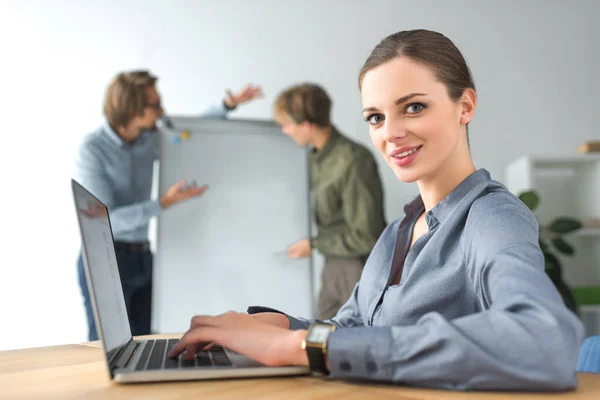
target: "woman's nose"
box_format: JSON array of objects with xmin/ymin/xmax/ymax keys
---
[{"xmin": 382, "ymin": 116, "xmax": 407, "ymax": 143}]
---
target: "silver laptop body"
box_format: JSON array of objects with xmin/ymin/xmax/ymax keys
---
[{"xmin": 72, "ymin": 179, "xmax": 309, "ymax": 383}]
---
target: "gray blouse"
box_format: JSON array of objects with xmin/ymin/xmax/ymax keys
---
[{"xmin": 288, "ymin": 169, "xmax": 584, "ymax": 391}]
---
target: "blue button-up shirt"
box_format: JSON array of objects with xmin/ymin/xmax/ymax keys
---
[
  {"xmin": 288, "ymin": 169, "xmax": 584, "ymax": 391},
  {"xmin": 74, "ymin": 103, "xmax": 228, "ymax": 242}
]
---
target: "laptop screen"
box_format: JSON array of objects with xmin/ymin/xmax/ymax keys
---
[{"xmin": 72, "ymin": 180, "xmax": 131, "ymax": 353}]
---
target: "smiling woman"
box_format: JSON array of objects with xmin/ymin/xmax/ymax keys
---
[{"xmin": 169, "ymin": 29, "xmax": 585, "ymax": 392}]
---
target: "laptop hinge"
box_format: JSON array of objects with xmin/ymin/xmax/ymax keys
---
[{"xmin": 108, "ymin": 339, "xmax": 138, "ymax": 373}]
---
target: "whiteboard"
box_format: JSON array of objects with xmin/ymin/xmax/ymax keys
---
[{"xmin": 153, "ymin": 117, "xmax": 313, "ymax": 333}]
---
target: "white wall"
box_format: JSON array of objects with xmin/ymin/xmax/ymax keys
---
[{"xmin": 0, "ymin": 0, "xmax": 598, "ymax": 350}]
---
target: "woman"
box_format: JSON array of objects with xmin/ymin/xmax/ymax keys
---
[{"xmin": 168, "ymin": 30, "xmax": 584, "ymax": 391}]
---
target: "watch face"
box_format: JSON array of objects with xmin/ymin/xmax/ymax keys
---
[{"xmin": 307, "ymin": 325, "xmax": 332, "ymax": 343}]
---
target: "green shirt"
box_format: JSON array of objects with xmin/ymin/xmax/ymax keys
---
[{"xmin": 311, "ymin": 127, "xmax": 386, "ymax": 257}]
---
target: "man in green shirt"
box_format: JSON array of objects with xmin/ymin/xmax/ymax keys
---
[{"xmin": 273, "ymin": 83, "xmax": 387, "ymax": 319}]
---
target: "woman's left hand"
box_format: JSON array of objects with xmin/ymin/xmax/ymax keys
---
[{"xmin": 168, "ymin": 311, "xmax": 308, "ymax": 367}]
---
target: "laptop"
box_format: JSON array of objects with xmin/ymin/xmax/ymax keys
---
[{"xmin": 71, "ymin": 179, "xmax": 309, "ymax": 383}]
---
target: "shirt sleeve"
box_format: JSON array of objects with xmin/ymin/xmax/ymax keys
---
[
  {"xmin": 314, "ymin": 156, "xmax": 386, "ymax": 257},
  {"xmin": 197, "ymin": 101, "xmax": 229, "ymax": 119},
  {"xmin": 75, "ymin": 140, "xmax": 161, "ymax": 236},
  {"xmin": 324, "ymin": 200, "xmax": 584, "ymax": 391},
  {"xmin": 287, "ymin": 281, "xmax": 365, "ymax": 330}
]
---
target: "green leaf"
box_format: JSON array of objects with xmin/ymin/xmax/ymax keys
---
[
  {"xmin": 518, "ymin": 191, "xmax": 540, "ymax": 211},
  {"xmin": 552, "ymin": 237, "xmax": 574, "ymax": 255},
  {"xmin": 548, "ymin": 218, "xmax": 582, "ymax": 234},
  {"xmin": 539, "ymin": 240, "xmax": 549, "ymax": 253},
  {"xmin": 543, "ymin": 251, "xmax": 560, "ymax": 267},
  {"xmin": 544, "ymin": 251, "xmax": 562, "ymax": 280},
  {"xmin": 545, "ymin": 263, "xmax": 561, "ymax": 281}
]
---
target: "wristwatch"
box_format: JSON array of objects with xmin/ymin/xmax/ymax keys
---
[
  {"xmin": 223, "ymin": 99, "xmax": 237, "ymax": 111},
  {"xmin": 302, "ymin": 323, "xmax": 336, "ymax": 375}
]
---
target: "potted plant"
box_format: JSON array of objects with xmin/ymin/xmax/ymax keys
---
[{"xmin": 518, "ymin": 190, "xmax": 582, "ymax": 314}]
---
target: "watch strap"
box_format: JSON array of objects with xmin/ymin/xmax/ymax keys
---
[{"xmin": 306, "ymin": 345, "xmax": 328, "ymax": 375}]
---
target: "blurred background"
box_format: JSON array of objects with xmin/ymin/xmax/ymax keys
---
[{"xmin": 0, "ymin": 0, "xmax": 599, "ymax": 350}]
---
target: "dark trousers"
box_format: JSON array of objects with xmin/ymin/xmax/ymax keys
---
[{"xmin": 77, "ymin": 248, "xmax": 153, "ymax": 341}]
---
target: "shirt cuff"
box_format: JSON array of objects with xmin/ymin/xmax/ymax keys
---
[
  {"xmin": 287, "ymin": 315, "xmax": 311, "ymax": 330},
  {"xmin": 327, "ymin": 326, "xmax": 391, "ymax": 380},
  {"xmin": 146, "ymin": 200, "xmax": 162, "ymax": 217},
  {"xmin": 313, "ymin": 235, "xmax": 326, "ymax": 253}
]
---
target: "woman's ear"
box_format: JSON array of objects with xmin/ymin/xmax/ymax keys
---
[{"xmin": 459, "ymin": 88, "xmax": 477, "ymax": 125}]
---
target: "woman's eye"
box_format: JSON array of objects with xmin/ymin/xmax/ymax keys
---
[
  {"xmin": 366, "ymin": 114, "xmax": 384, "ymax": 125},
  {"xmin": 406, "ymin": 103, "xmax": 426, "ymax": 114}
]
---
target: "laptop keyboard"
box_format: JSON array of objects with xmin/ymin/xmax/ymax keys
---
[{"xmin": 134, "ymin": 339, "xmax": 232, "ymax": 371}]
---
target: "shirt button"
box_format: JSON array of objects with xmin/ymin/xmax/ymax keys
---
[{"xmin": 340, "ymin": 361, "xmax": 352, "ymax": 372}]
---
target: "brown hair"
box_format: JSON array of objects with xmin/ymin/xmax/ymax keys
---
[
  {"xmin": 358, "ymin": 29, "xmax": 475, "ymax": 100},
  {"xmin": 103, "ymin": 70, "xmax": 158, "ymax": 129},
  {"xmin": 274, "ymin": 83, "xmax": 331, "ymax": 127}
]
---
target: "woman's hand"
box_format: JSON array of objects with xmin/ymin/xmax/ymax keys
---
[
  {"xmin": 168, "ymin": 311, "xmax": 308, "ymax": 367},
  {"xmin": 249, "ymin": 312, "xmax": 291, "ymax": 329}
]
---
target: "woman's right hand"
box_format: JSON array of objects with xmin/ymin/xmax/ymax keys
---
[
  {"xmin": 250, "ymin": 312, "xmax": 290, "ymax": 329},
  {"xmin": 168, "ymin": 311, "xmax": 307, "ymax": 368},
  {"xmin": 201, "ymin": 312, "xmax": 290, "ymax": 351}
]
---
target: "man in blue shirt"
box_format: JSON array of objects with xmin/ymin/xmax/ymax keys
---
[{"xmin": 74, "ymin": 70, "xmax": 263, "ymax": 340}]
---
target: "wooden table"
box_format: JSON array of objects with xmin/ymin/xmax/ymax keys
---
[{"xmin": 1, "ymin": 334, "xmax": 599, "ymax": 399}]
